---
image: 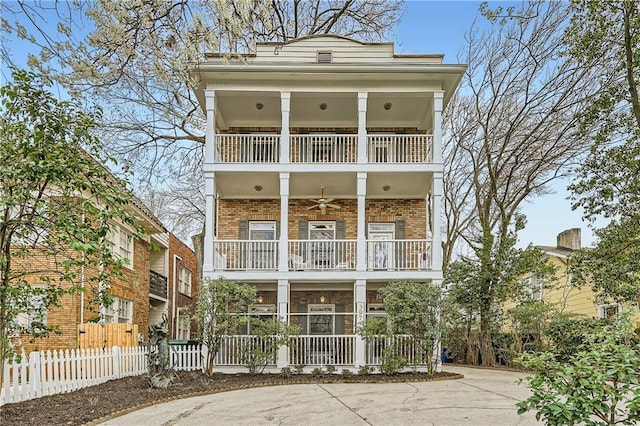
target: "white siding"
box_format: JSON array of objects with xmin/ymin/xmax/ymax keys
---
[{"xmin": 253, "ymin": 37, "xmax": 440, "ymax": 64}]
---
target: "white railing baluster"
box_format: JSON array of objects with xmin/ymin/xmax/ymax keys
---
[
  {"xmin": 213, "ymin": 240, "xmax": 279, "ymax": 271},
  {"xmin": 290, "ymin": 134, "xmax": 356, "ymax": 163},
  {"xmin": 288, "ymin": 240, "xmax": 356, "ymax": 271},
  {"xmin": 214, "ymin": 134, "xmax": 280, "ymax": 163},
  {"xmin": 367, "ymin": 134, "xmax": 433, "ymax": 163},
  {"xmin": 366, "ymin": 239, "xmax": 432, "ymax": 271}
]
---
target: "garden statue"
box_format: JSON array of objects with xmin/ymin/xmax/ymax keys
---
[{"xmin": 147, "ymin": 313, "xmax": 174, "ymax": 388}]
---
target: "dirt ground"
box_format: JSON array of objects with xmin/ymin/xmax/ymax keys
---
[{"xmin": 0, "ymin": 370, "xmax": 460, "ymax": 425}]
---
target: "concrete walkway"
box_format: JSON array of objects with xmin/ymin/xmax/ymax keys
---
[{"xmin": 99, "ymin": 366, "xmax": 539, "ymax": 425}]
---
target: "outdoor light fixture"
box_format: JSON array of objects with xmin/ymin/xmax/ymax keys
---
[
  {"xmin": 383, "ymin": 102, "xmax": 392, "ymax": 110},
  {"xmin": 258, "ymin": 295, "xmax": 263, "ymax": 304},
  {"xmin": 254, "ymin": 185, "xmax": 263, "ymax": 192},
  {"xmin": 382, "ymin": 185, "xmax": 391, "ymax": 191},
  {"xmin": 320, "ymin": 294, "xmax": 326, "ymax": 303},
  {"xmin": 319, "ymin": 102, "xmax": 327, "ymax": 110},
  {"xmin": 255, "ymin": 102, "xmax": 264, "ymax": 110}
]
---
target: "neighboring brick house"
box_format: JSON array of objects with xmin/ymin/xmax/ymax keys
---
[
  {"xmin": 191, "ymin": 35, "xmax": 465, "ymax": 370},
  {"xmin": 13, "ymin": 199, "xmax": 166, "ymax": 352},
  {"xmin": 167, "ymin": 233, "xmax": 197, "ymax": 340}
]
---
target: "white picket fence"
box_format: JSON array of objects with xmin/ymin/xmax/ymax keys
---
[{"xmin": 1, "ymin": 344, "xmax": 202, "ymax": 405}]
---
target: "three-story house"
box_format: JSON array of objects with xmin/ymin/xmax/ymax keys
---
[{"xmin": 192, "ymin": 35, "xmax": 465, "ymax": 370}]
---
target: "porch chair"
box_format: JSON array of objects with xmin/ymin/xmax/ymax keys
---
[{"xmin": 289, "ymin": 254, "xmax": 310, "ymax": 270}]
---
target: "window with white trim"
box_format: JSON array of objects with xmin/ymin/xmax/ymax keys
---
[
  {"xmin": 178, "ymin": 265, "xmax": 192, "ymax": 296},
  {"xmin": 107, "ymin": 225, "xmax": 134, "ymax": 268},
  {"xmin": 519, "ymin": 274, "xmax": 543, "ymax": 301},
  {"xmin": 103, "ymin": 296, "xmax": 133, "ymax": 324},
  {"xmin": 177, "ymin": 315, "xmax": 191, "ymax": 340},
  {"xmin": 14, "ymin": 288, "xmax": 48, "ymax": 332},
  {"xmin": 599, "ymin": 303, "xmax": 621, "ymax": 320}
]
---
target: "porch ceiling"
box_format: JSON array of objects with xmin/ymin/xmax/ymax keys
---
[
  {"xmin": 215, "ymin": 171, "xmax": 432, "ymax": 199},
  {"xmin": 214, "ymin": 90, "xmax": 434, "ymax": 130}
]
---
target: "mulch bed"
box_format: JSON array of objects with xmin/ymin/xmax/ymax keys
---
[{"xmin": 0, "ymin": 370, "xmax": 462, "ymax": 425}]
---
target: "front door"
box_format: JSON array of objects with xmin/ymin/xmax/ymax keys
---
[
  {"xmin": 249, "ymin": 221, "xmax": 276, "ymax": 269},
  {"xmin": 368, "ymin": 223, "xmax": 395, "ymax": 269},
  {"xmin": 309, "ymin": 221, "xmax": 335, "ymax": 268}
]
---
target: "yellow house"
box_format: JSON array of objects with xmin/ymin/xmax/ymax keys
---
[{"xmin": 507, "ymin": 228, "xmax": 638, "ymax": 327}]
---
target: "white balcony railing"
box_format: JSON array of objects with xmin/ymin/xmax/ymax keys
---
[
  {"xmin": 211, "ymin": 239, "xmax": 432, "ymax": 272},
  {"xmin": 213, "ymin": 240, "xmax": 279, "ymax": 271},
  {"xmin": 290, "ymin": 134, "xmax": 357, "ymax": 163},
  {"xmin": 214, "ymin": 134, "xmax": 280, "ymax": 163},
  {"xmin": 366, "ymin": 239, "xmax": 431, "ymax": 271},
  {"xmin": 288, "ymin": 240, "xmax": 357, "ymax": 271},
  {"xmin": 212, "ymin": 133, "xmax": 433, "ymax": 164},
  {"xmin": 367, "ymin": 134, "xmax": 432, "ymax": 163}
]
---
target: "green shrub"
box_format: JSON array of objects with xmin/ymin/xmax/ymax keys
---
[
  {"xmin": 341, "ymin": 369, "xmax": 353, "ymax": 377},
  {"xmin": 280, "ymin": 366, "xmax": 292, "ymax": 378},
  {"xmin": 294, "ymin": 364, "xmax": 305, "ymax": 374},
  {"xmin": 325, "ymin": 364, "xmax": 336, "ymax": 374},
  {"xmin": 517, "ymin": 313, "xmax": 640, "ymax": 425},
  {"xmin": 358, "ymin": 365, "xmax": 374, "ymax": 375},
  {"xmin": 379, "ymin": 347, "xmax": 407, "ymax": 375},
  {"xmin": 311, "ymin": 367, "xmax": 323, "ymax": 377}
]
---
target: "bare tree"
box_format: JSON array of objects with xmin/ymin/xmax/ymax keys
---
[
  {"xmin": 2, "ymin": 1, "xmax": 402, "ymax": 246},
  {"xmin": 442, "ymin": 1, "xmax": 598, "ymax": 365}
]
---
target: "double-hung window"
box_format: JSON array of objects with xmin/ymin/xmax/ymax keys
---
[
  {"xmin": 103, "ymin": 296, "xmax": 133, "ymax": 324},
  {"xmin": 178, "ymin": 265, "xmax": 192, "ymax": 296},
  {"xmin": 107, "ymin": 225, "xmax": 134, "ymax": 268}
]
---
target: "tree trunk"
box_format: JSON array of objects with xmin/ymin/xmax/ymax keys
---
[
  {"xmin": 192, "ymin": 229, "xmax": 204, "ymax": 286},
  {"xmin": 479, "ymin": 311, "xmax": 496, "ymax": 366}
]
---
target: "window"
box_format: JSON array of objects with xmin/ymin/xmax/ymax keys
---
[
  {"xmin": 308, "ymin": 304, "xmax": 335, "ymax": 335},
  {"xmin": 519, "ymin": 274, "xmax": 543, "ymax": 301},
  {"xmin": 103, "ymin": 296, "xmax": 133, "ymax": 324},
  {"xmin": 178, "ymin": 265, "xmax": 192, "ymax": 296},
  {"xmin": 247, "ymin": 304, "xmax": 276, "ymax": 334},
  {"xmin": 14, "ymin": 289, "xmax": 47, "ymax": 333},
  {"xmin": 107, "ymin": 225, "xmax": 134, "ymax": 267},
  {"xmin": 599, "ymin": 303, "xmax": 620, "ymax": 320},
  {"xmin": 177, "ymin": 315, "xmax": 191, "ymax": 340},
  {"xmin": 309, "ymin": 221, "xmax": 335, "ymax": 267}
]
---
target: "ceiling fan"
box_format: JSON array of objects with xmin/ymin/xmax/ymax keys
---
[{"xmin": 307, "ymin": 187, "xmax": 341, "ymax": 214}]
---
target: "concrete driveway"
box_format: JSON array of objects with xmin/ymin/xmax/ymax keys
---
[{"xmin": 99, "ymin": 366, "xmax": 539, "ymax": 425}]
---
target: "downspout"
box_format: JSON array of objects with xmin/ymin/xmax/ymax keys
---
[{"xmin": 173, "ymin": 254, "xmax": 182, "ymax": 339}]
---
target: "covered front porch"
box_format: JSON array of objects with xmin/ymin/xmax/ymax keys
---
[{"xmin": 210, "ymin": 282, "xmax": 440, "ymax": 371}]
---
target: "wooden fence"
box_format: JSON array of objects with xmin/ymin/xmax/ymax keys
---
[
  {"xmin": 1, "ymin": 344, "xmax": 202, "ymax": 405},
  {"xmin": 77, "ymin": 323, "xmax": 139, "ymax": 348}
]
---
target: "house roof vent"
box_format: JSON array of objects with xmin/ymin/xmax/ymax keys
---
[{"xmin": 317, "ymin": 51, "xmax": 333, "ymax": 64}]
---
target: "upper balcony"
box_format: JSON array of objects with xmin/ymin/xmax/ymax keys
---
[{"xmin": 214, "ymin": 133, "xmax": 433, "ymax": 164}]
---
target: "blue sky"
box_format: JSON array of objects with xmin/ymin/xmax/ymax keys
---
[
  {"xmin": 1, "ymin": 0, "xmax": 596, "ymax": 249},
  {"xmin": 396, "ymin": 1, "xmax": 595, "ymax": 249}
]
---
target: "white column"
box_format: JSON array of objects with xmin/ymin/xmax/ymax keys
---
[
  {"xmin": 354, "ymin": 279, "xmax": 366, "ymax": 367},
  {"xmin": 205, "ymin": 89, "xmax": 216, "ymax": 164},
  {"xmin": 357, "ymin": 92, "xmax": 368, "ymax": 163},
  {"xmin": 433, "ymin": 279, "xmax": 443, "ymax": 373},
  {"xmin": 432, "ymin": 91, "xmax": 444, "ymax": 163},
  {"xmin": 356, "ymin": 173, "xmax": 367, "ymax": 271},
  {"xmin": 203, "ymin": 173, "xmax": 215, "ymax": 274},
  {"xmin": 276, "ymin": 279, "xmax": 289, "ymax": 368},
  {"xmin": 432, "ymin": 173, "xmax": 443, "ymax": 271},
  {"xmin": 279, "ymin": 173, "xmax": 290, "ymax": 272},
  {"xmin": 281, "ymin": 92, "xmax": 291, "ymax": 163},
  {"xmin": 203, "ymin": 89, "xmax": 216, "ymax": 275}
]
